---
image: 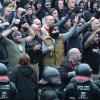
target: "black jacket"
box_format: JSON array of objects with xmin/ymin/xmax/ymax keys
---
[
  {"xmin": 0, "ymin": 76, "xmax": 17, "ymax": 100},
  {"xmin": 0, "ymin": 36, "xmax": 8, "ymax": 65},
  {"xmin": 39, "ymin": 82, "xmax": 61, "ymax": 100},
  {"xmin": 25, "ymin": 35, "xmax": 43, "ymax": 64},
  {"xmin": 59, "ymin": 57, "xmax": 74, "ymax": 90},
  {"xmin": 10, "ymin": 65, "xmax": 38, "ymax": 100},
  {"xmin": 64, "ymin": 77, "xmax": 100, "ymax": 100},
  {"xmin": 82, "ymin": 30, "xmax": 100, "ymax": 74}
]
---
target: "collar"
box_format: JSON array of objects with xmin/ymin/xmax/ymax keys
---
[{"xmin": 69, "ymin": 61, "xmax": 77, "ymax": 70}]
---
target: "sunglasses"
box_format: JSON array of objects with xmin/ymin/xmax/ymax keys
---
[
  {"xmin": 45, "ymin": 3, "xmax": 51, "ymax": 6},
  {"xmin": 53, "ymin": 27, "xmax": 59, "ymax": 31}
]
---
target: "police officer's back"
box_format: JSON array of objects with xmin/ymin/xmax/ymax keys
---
[
  {"xmin": 39, "ymin": 67, "xmax": 62, "ymax": 100},
  {"xmin": 63, "ymin": 63, "xmax": 100, "ymax": 100},
  {"xmin": 0, "ymin": 63, "xmax": 16, "ymax": 100}
]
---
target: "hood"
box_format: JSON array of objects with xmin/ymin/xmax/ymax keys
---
[{"xmin": 18, "ymin": 65, "xmax": 33, "ymax": 76}]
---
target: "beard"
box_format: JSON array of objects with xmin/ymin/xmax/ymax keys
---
[{"xmin": 50, "ymin": 32, "xmax": 59, "ymax": 39}]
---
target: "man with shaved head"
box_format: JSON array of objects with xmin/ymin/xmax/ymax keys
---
[
  {"xmin": 67, "ymin": 48, "xmax": 82, "ymax": 64},
  {"xmin": 31, "ymin": 23, "xmax": 40, "ymax": 33},
  {"xmin": 41, "ymin": 15, "xmax": 55, "ymax": 36},
  {"xmin": 59, "ymin": 48, "xmax": 82, "ymax": 90},
  {"xmin": 41, "ymin": 13, "xmax": 71, "ymax": 36},
  {"xmin": 33, "ymin": 18, "xmax": 42, "ymax": 28}
]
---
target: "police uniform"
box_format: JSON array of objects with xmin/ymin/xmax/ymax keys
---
[
  {"xmin": 63, "ymin": 63, "xmax": 100, "ymax": 100},
  {"xmin": 39, "ymin": 83, "xmax": 60, "ymax": 100},
  {"xmin": 0, "ymin": 79, "xmax": 16, "ymax": 100},
  {"xmin": 0, "ymin": 63, "xmax": 17, "ymax": 100},
  {"xmin": 38, "ymin": 67, "xmax": 62, "ymax": 100},
  {"xmin": 64, "ymin": 77, "xmax": 100, "ymax": 100}
]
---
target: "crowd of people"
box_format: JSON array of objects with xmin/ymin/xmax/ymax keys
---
[{"xmin": 0, "ymin": 0, "xmax": 100, "ymax": 100}]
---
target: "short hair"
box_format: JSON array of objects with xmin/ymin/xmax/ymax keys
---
[
  {"xmin": 12, "ymin": 31, "xmax": 21, "ymax": 38},
  {"xmin": 67, "ymin": 48, "xmax": 80, "ymax": 57},
  {"xmin": 33, "ymin": 18, "xmax": 41, "ymax": 24},
  {"xmin": 45, "ymin": 15, "xmax": 53, "ymax": 22}
]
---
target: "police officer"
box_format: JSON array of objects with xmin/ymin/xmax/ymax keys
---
[
  {"xmin": 38, "ymin": 67, "xmax": 62, "ymax": 100},
  {"xmin": 0, "ymin": 63, "xmax": 17, "ymax": 100},
  {"xmin": 63, "ymin": 63, "xmax": 100, "ymax": 100}
]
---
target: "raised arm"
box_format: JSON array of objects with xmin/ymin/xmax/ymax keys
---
[
  {"xmin": 62, "ymin": 15, "xmax": 79, "ymax": 41},
  {"xmin": 74, "ymin": 17, "xmax": 96, "ymax": 37},
  {"xmin": 22, "ymin": 23, "xmax": 35, "ymax": 42},
  {"xmin": 52, "ymin": 13, "xmax": 70, "ymax": 28},
  {"xmin": 84, "ymin": 28, "xmax": 100, "ymax": 48},
  {"xmin": 0, "ymin": 27, "xmax": 18, "ymax": 40}
]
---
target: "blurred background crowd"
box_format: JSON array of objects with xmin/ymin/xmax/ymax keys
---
[{"xmin": 0, "ymin": 0, "xmax": 100, "ymax": 100}]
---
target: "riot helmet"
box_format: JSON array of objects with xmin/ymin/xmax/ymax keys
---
[
  {"xmin": 76, "ymin": 63, "xmax": 92, "ymax": 77},
  {"xmin": 0, "ymin": 63, "xmax": 7, "ymax": 75},
  {"xmin": 43, "ymin": 67, "xmax": 61, "ymax": 85}
]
